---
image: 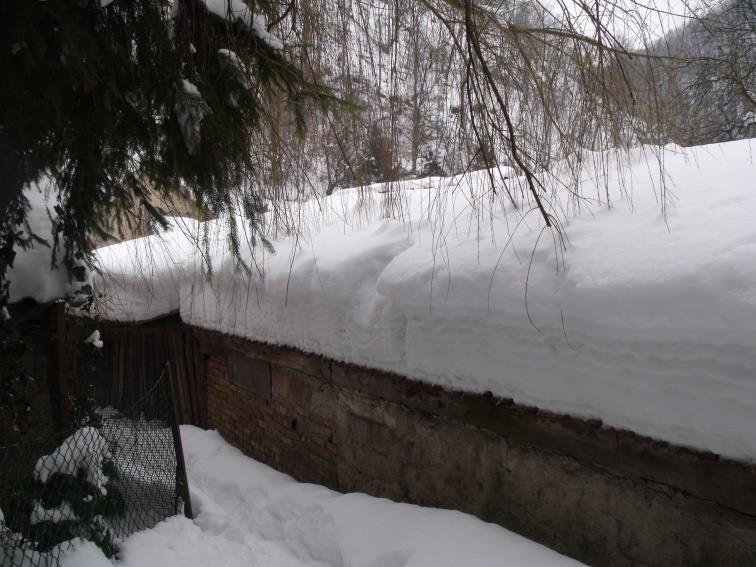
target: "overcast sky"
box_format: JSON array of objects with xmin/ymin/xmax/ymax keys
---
[{"xmin": 538, "ymin": 0, "xmax": 719, "ymax": 45}]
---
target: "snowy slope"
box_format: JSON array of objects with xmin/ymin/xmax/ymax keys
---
[
  {"xmin": 60, "ymin": 426, "xmax": 583, "ymax": 567},
  {"xmin": 96, "ymin": 140, "xmax": 756, "ymax": 462}
]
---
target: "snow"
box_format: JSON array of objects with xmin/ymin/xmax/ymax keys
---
[
  {"xmin": 3, "ymin": 427, "xmax": 115, "ymax": 566},
  {"xmin": 176, "ymin": 79, "xmax": 210, "ymax": 156},
  {"xmin": 250, "ymin": 14, "xmax": 284, "ymax": 51},
  {"xmin": 200, "ymin": 0, "xmax": 284, "ymax": 50},
  {"xmin": 30, "ymin": 501, "xmax": 79, "ymax": 526},
  {"xmin": 85, "ymin": 330, "xmax": 104, "ymax": 349},
  {"xmin": 180, "ymin": 78, "xmax": 200, "ymax": 98},
  {"xmin": 61, "ymin": 540, "xmax": 112, "ymax": 567},
  {"xmin": 96, "ymin": 217, "xmax": 200, "ymax": 320},
  {"xmin": 218, "ymin": 48, "xmax": 246, "ymax": 75},
  {"xmin": 94, "ymin": 140, "xmax": 756, "ymax": 462},
  {"xmin": 97, "ymin": 413, "xmax": 182, "ymax": 537},
  {"xmin": 34, "ymin": 427, "xmax": 112, "ymax": 495},
  {"xmin": 58, "ymin": 425, "xmax": 582, "ymax": 567},
  {"xmin": 6, "ymin": 180, "xmax": 69, "ymax": 304},
  {"xmin": 0, "ymin": 538, "xmax": 71, "ymax": 567},
  {"xmin": 5, "ymin": 179, "xmax": 93, "ymax": 306}
]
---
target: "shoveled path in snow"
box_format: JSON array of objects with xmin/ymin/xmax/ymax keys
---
[{"xmin": 63, "ymin": 426, "xmax": 583, "ymax": 566}]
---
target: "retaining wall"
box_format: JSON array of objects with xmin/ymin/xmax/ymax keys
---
[{"xmin": 191, "ymin": 325, "xmax": 756, "ymax": 566}]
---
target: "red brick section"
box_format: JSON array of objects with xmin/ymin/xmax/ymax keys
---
[
  {"xmin": 206, "ymin": 356, "xmax": 338, "ymax": 487},
  {"xmin": 195, "ymin": 326, "xmax": 756, "ymax": 567}
]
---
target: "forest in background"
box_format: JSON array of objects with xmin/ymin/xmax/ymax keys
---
[{"xmin": 253, "ymin": 0, "xmax": 754, "ymax": 203}]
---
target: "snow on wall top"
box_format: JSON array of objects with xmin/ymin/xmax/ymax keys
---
[{"xmin": 95, "ymin": 140, "xmax": 756, "ymax": 462}]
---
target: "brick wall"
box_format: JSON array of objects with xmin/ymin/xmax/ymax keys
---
[
  {"xmin": 196, "ymin": 326, "xmax": 756, "ymax": 567},
  {"xmin": 206, "ymin": 353, "xmax": 338, "ymax": 487}
]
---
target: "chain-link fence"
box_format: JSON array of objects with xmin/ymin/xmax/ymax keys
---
[{"xmin": 0, "ymin": 366, "xmax": 192, "ymax": 567}]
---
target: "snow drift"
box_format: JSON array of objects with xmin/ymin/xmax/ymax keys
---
[
  {"xmin": 95, "ymin": 140, "xmax": 756, "ymax": 462},
  {"xmin": 60, "ymin": 426, "xmax": 582, "ymax": 567}
]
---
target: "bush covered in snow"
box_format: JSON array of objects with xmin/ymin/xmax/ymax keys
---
[{"xmin": 12, "ymin": 428, "xmax": 125, "ymax": 558}]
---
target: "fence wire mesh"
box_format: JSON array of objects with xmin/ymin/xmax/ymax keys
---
[{"xmin": 0, "ymin": 366, "xmax": 191, "ymax": 567}]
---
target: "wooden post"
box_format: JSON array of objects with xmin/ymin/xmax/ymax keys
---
[
  {"xmin": 51, "ymin": 301, "xmax": 70, "ymax": 429},
  {"xmin": 165, "ymin": 363, "xmax": 194, "ymax": 519}
]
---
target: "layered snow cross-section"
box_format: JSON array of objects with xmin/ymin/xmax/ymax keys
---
[{"xmin": 94, "ymin": 140, "xmax": 756, "ymax": 462}]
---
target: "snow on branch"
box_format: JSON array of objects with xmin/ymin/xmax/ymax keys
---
[{"xmin": 201, "ymin": 0, "xmax": 284, "ymax": 50}]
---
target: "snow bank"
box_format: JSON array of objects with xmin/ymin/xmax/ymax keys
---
[
  {"xmin": 61, "ymin": 540, "xmax": 113, "ymax": 567},
  {"xmin": 96, "ymin": 140, "xmax": 756, "ymax": 461},
  {"xmin": 95, "ymin": 217, "xmax": 201, "ymax": 320},
  {"xmin": 60, "ymin": 426, "xmax": 582, "ymax": 567}
]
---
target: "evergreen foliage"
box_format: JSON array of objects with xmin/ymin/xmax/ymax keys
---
[
  {"xmin": 2, "ymin": 329, "xmax": 119, "ymax": 557},
  {"xmin": 12, "ymin": 455, "xmax": 126, "ymax": 557},
  {"xmin": 0, "ymin": 0, "xmax": 337, "ymax": 277},
  {"xmin": 69, "ymin": 330, "xmax": 105, "ymax": 429},
  {"xmin": 0, "ymin": 1, "xmax": 339, "ymax": 423}
]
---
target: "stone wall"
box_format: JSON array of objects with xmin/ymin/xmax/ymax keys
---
[{"xmin": 196, "ymin": 326, "xmax": 756, "ymax": 566}]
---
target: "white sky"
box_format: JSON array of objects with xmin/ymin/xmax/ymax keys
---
[{"xmin": 539, "ymin": 0, "xmax": 719, "ymax": 45}]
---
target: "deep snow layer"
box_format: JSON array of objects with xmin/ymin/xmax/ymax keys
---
[
  {"xmin": 95, "ymin": 140, "xmax": 756, "ymax": 462},
  {"xmin": 60, "ymin": 426, "xmax": 582, "ymax": 567}
]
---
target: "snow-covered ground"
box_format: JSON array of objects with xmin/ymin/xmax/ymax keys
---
[
  {"xmin": 93, "ymin": 140, "xmax": 756, "ymax": 462},
  {"xmin": 60, "ymin": 425, "xmax": 582, "ymax": 567}
]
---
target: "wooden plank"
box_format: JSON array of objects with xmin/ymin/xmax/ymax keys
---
[{"xmin": 51, "ymin": 301, "xmax": 69, "ymax": 429}]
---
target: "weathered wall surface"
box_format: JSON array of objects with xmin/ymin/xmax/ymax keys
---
[
  {"xmin": 1, "ymin": 302, "xmax": 65, "ymax": 445},
  {"xmin": 194, "ymin": 326, "xmax": 756, "ymax": 566},
  {"xmin": 97, "ymin": 315, "xmax": 207, "ymax": 426}
]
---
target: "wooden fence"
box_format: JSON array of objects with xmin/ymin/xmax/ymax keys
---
[{"xmin": 96, "ymin": 314, "xmax": 206, "ymax": 426}]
